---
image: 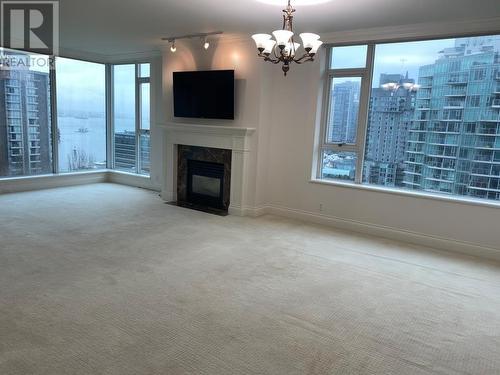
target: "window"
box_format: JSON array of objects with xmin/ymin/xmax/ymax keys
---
[
  {"xmin": 1, "ymin": 47, "xmax": 154, "ymax": 180},
  {"xmin": 56, "ymin": 58, "xmax": 107, "ymax": 172},
  {"xmin": 319, "ymin": 45, "xmax": 370, "ymax": 183},
  {"xmin": 0, "ymin": 50, "xmax": 52, "ymax": 178},
  {"xmin": 318, "ymin": 34, "xmax": 500, "ymax": 202},
  {"xmin": 112, "ymin": 63, "xmax": 151, "ymax": 175}
]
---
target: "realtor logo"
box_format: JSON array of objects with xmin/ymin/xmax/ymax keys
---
[{"xmin": 1, "ymin": 1, "xmax": 59, "ymax": 55}]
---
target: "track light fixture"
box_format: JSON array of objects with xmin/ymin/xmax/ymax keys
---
[{"xmin": 162, "ymin": 31, "xmax": 222, "ymax": 52}]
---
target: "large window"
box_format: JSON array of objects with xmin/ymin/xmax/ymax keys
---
[
  {"xmin": 113, "ymin": 63, "xmax": 150, "ymax": 175},
  {"xmin": 319, "ymin": 34, "xmax": 500, "ymax": 202},
  {"xmin": 56, "ymin": 58, "xmax": 106, "ymax": 172},
  {"xmin": 0, "ymin": 50, "xmax": 52, "ymax": 177},
  {"xmin": 1, "ymin": 51, "xmax": 152, "ymax": 180}
]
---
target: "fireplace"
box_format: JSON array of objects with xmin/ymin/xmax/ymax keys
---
[
  {"xmin": 177, "ymin": 145, "xmax": 232, "ymax": 214},
  {"xmin": 187, "ymin": 160, "xmax": 225, "ymax": 209}
]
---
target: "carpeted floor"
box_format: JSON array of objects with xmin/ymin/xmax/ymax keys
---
[{"xmin": 1, "ymin": 183, "xmax": 500, "ymax": 375}]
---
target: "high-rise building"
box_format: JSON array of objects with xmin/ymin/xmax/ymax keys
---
[
  {"xmin": 328, "ymin": 80, "xmax": 360, "ymax": 144},
  {"xmin": 0, "ymin": 68, "xmax": 51, "ymax": 177},
  {"xmin": 403, "ymin": 36, "xmax": 500, "ymax": 200},
  {"xmin": 114, "ymin": 130, "xmax": 150, "ymax": 173},
  {"xmin": 364, "ymin": 73, "xmax": 416, "ymax": 187}
]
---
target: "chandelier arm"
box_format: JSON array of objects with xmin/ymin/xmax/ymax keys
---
[
  {"xmin": 266, "ymin": 57, "xmax": 282, "ymax": 64},
  {"xmin": 293, "ymin": 54, "xmax": 314, "ymax": 64},
  {"xmin": 257, "ymin": 53, "xmax": 280, "ymax": 64}
]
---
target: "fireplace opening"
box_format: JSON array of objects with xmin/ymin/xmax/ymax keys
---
[
  {"xmin": 176, "ymin": 145, "xmax": 231, "ymax": 215},
  {"xmin": 187, "ymin": 160, "xmax": 225, "ymax": 210}
]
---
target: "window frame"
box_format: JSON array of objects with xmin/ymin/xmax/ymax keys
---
[
  {"xmin": 110, "ymin": 62, "xmax": 151, "ymax": 175},
  {"xmin": 317, "ymin": 45, "xmax": 375, "ymax": 183}
]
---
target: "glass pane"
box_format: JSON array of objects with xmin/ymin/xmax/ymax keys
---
[
  {"xmin": 330, "ymin": 45, "xmax": 368, "ymax": 69},
  {"xmin": 326, "ymin": 77, "xmax": 361, "ymax": 144},
  {"xmin": 113, "ymin": 64, "xmax": 136, "ymax": 172},
  {"xmin": 139, "ymin": 63, "xmax": 150, "ymax": 78},
  {"xmin": 0, "ymin": 49, "xmax": 52, "ymax": 177},
  {"xmin": 362, "ymin": 34, "xmax": 500, "ymax": 202},
  {"xmin": 321, "ymin": 150, "xmax": 357, "ymax": 182},
  {"xmin": 56, "ymin": 57, "xmax": 106, "ymax": 172},
  {"xmin": 139, "ymin": 83, "xmax": 150, "ymax": 175},
  {"xmin": 140, "ymin": 83, "xmax": 150, "ymax": 130}
]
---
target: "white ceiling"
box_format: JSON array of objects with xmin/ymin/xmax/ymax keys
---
[{"xmin": 59, "ymin": 0, "xmax": 500, "ymax": 56}]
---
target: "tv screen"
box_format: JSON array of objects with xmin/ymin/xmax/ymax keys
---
[{"xmin": 173, "ymin": 70, "xmax": 234, "ymax": 120}]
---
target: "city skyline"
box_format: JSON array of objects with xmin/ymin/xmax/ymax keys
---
[{"xmin": 324, "ymin": 34, "xmax": 500, "ymax": 201}]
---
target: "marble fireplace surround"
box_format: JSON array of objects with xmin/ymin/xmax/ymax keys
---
[{"xmin": 160, "ymin": 123, "xmax": 256, "ymax": 216}]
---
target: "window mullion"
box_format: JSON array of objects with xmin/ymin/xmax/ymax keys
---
[
  {"xmin": 106, "ymin": 64, "xmax": 114, "ymax": 170},
  {"xmin": 322, "ymin": 144, "xmax": 358, "ymax": 153},
  {"xmin": 49, "ymin": 61, "xmax": 59, "ymax": 174},
  {"xmin": 354, "ymin": 44, "xmax": 375, "ymax": 184},
  {"xmin": 135, "ymin": 64, "xmax": 141, "ymax": 174}
]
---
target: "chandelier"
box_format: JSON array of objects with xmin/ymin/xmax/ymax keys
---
[
  {"xmin": 381, "ymin": 82, "xmax": 421, "ymax": 92},
  {"xmin": 251, "ymin": 0, "xmax": 323, "ymax": 76}
]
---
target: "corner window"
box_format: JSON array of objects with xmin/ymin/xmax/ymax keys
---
[{"xmin": 318, "ymin": 34, "xmax": 500, "ymax": 202}]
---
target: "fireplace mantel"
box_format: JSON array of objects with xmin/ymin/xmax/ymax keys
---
[{"xmin": 160, "ymin": 123, "xmax": 256, "ymax": 216}]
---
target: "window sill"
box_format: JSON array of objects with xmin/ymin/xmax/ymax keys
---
[
  {"xmin": 309, "ymin": 178, "xmax": 500, "ymax": 210},
  {"xmin": 109, "ymin": 170, "xmax": 150, "ymax": 179}
]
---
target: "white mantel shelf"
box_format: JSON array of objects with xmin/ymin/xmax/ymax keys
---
[
  {"xmin": 160, "ymin": 123, "xmax": 256, "ymax": 216},
  {"xmin": 161, "ymin": 123, "xmax": 256, "ymax": 136}
]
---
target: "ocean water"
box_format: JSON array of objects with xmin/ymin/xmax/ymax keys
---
[{"xmin": 57, "ymin": 116, "xmax": 137, "ymax": 172}]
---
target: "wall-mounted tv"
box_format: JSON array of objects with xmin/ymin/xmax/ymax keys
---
[{"xmin": 173, "ymin": 70, "xmax": 234, "ymax": 120}]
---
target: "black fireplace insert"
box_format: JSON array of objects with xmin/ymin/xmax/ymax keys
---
[{"xmin": 187, "ymin": 160, "xmax": 225, "ymax": 210}]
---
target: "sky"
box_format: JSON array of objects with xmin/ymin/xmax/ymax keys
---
[
  {"xmin": 331, "ymin": 38, "xmax": 457, "ymax": 86},
  {"xmin": 372, "ymin": 38, "xmax": 456, "ymax": 86}
]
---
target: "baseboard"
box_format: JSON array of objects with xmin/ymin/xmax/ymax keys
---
[
  {"xmin": 0, "ymin": 171, "xmax": 108, "ymax": 194},
  {"xmin": 228, "ymin": 205, "xmax": 268, "ymax": 217},
  {"xmin": 259, "ymin": 204, "xmax": 500, "ymax": 262},
  {"xmin": 107, "ymin": 171, "xmax": 158, "ymax": 191}
]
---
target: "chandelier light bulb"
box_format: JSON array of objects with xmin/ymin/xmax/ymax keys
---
[
  {"xmin": 300, "ymin": 33, "xmax": 320, "ymax": 51},
  {"xmin": 309, "ymin": 40, "xmax": 323, "ymax": 55},
  {"xmin": 203, "ymin": 36, "xmax": 210, "ymax": 50},
  {"xmin": 170, "ymin": 40, "xmax": 177, "ymax": 53},
  {"xmin": 273, "ymin": 30, "xmax": 294, "ymax": 48},
  {"xmin": 252, "ymin": 34, "xmax": 272, "ymax": 52},
  {"xmin": 263, "ymin": 39, "xmax": 277, "ymax": 55}
]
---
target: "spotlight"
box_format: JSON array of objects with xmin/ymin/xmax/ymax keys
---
[
  {"xmin": 203, "ymin": 37, "xmax": 210, "ymax": 50},
  {"xmin": 170, "ymin": 40, "xmax": 177, "ymax": 53}
]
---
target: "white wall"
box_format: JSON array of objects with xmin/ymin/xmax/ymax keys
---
[{"xmin": 158, "ymin": 21, "xmax": 500, "ymax": 258}]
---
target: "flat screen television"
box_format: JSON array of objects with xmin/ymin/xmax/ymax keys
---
[{"xmin": 173, "ymin": 70, "xmax": 234, "ymax": 120}]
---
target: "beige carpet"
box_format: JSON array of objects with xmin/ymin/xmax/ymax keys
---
[{"xmin": 1, "ymin": 183, "xmax": 500, "ymax": 375}]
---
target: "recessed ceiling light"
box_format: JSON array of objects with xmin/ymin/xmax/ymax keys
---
[{"xmin": 257, "ymin": 0, "xmax": 332, "ymax": 5}]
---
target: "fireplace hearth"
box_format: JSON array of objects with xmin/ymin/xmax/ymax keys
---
[{"xmin": 176, "ymin": 145, "xmax": 232, "ymax": 215}]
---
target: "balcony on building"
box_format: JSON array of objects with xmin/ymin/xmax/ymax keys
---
[
  {"xmin": 447, "ymin": 73, "xmax": 468, "ymax": 85},
  {"xmin": 444, "ymin": 99, "xmax": 465, "ymax": 109},
  {"xmin": 444, "ymin": 88, "xmax": 467, "ymax": 97}
]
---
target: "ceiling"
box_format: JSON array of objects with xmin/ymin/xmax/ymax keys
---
[{"xmin": 59, "ymin": 0, "xmax": 500, "ymax": 57}]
